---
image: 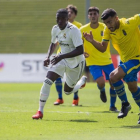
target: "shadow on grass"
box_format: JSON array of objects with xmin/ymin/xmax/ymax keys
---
[
  {"xmin": 60, "ymin": 105, "xmax": 94, "ymax": 107},
  {"xmin": 93, "ymin": 111, "xmax": 117, "ymax": 113},
  {"xmin": 44, "ymin": 119, "xmax": 97, "ymax": 123},
  {"xmin": 121, "ymin": 125, "xmax": 140, "ymax": 129},
  {"xmin": 69, "ymin": 119, "xmax": 98, "ymax": 123}
]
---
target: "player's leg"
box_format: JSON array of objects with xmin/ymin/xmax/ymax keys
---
[
  {"xmin": 32, "ymin": 71, "xmax": 60, "ymax": 119},
  {"xmin": 128, "ymin": 81, "xmax": 140, "ymax": 124},
  {"xmin": 64, "ymin": 61, "xmax": 87, "ymax": 96},
  {"xmin": 72, "ymin": 63, "xmax": 89, "ymax": 106},
  {"xmin": 32, "ymin": 60, "xmax": 65, "ymax": 119},
  {"xmin": 72, "ymin": 91, "xmax": 79, "ymax": 106},
  {"xmin": 123, "ymin": 60, "xmax": 140, "ymax": 123},
  {"xmin": 54, "ymin": 77, "xmax": 64, "ymax": 105},
  {"xmin": 127, "ymin": 81, "xmax": 140, "ymax": 124},
  {"xmin": 108, "ymin": 80, "xmax": 118, "ymax": 112},
  {"xmin": 89, "ymin": 65, "xmax": 107, "ymax": 103},
  {"xmin": 109, "ymin": 61, "xmax": 135, "ymax": 118},
  {"xmin": 102, "ymin": 64, "xmax": 118, "ymax": 112}
]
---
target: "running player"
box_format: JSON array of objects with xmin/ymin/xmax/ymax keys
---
[
  {"xmin": 80, "ymin": 7, "xmax": 118, "ymax": 111},
  {"xmin": 83, "ymin": 8, "xmax": 140, "ymax": 124},
  {"xmin": 32, "ymin": 9, "xmax": 87, "ymax": 119},
  {"xmin": 54, "ymin": 5, "xmax": 83, "ymax": 106}
]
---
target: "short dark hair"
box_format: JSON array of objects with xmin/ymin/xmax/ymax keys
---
[
  {"xmin": 101, "ymin": 8, "xmax": 117, "ymax": 20},
  {"xmin": 56, "ymin": 8, "xmax": 68, "ymax": 16},
  {"xmin": 66, "ymin": 4, "xmax": 78, "ymax": 15},
  {"xmin": 88, "ymin": 7, "xmax": 99, "ymax": 14}
]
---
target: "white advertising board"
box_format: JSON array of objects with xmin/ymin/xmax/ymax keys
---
[{"xmin": 0, "ymin": 54, "xmax": 55, "ymax": 82}]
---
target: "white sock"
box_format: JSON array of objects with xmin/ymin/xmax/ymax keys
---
[
  {"xmin": 39, "ymin": 78, "xmax": 53, "ymax": 113},
  {"xmin": 72, "ymin": 77, "xmax": 84, "ymax": 93}
]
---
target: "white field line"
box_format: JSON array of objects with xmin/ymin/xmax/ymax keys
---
[{"xmin": 0, "ymin": 110, "xmax": 91, "ymax": 114}]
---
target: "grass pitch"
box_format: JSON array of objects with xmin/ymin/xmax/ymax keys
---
[{"xmin": 0, "ymin": 83, "xmax": 140, "ymax": 140}]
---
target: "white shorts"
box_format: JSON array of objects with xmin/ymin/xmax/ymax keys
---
[{"xmin": 48, "ymin": 59, "xmax": 85, "ymax": 88}]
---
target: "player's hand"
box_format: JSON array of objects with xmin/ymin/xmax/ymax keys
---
[
  {"xmin": 84, "ymin": 52, "xmax": 90, "ymax": 58},
  {"xmin": 51, "ymin": 55, "xmax": 62, "ymax": 65},
  {"xmin": 44, "ymin": 57, "xmax": 50, "ymax": 67},
  {"xmin": 83, "ymin": 31, "xmax": 94, "ymax": 43}
]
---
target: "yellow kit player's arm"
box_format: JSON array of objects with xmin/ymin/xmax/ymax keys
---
[{"xmin": 83, "ymin": 31, "xmax": 108, "ymax": 52}]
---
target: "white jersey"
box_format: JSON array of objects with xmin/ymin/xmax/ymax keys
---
[{"xmin": 51, "ymin": 22, "xmax": 85, "ymax": 68}]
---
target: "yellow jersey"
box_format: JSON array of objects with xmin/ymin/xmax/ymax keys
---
[
  {"xmin": 103, "ymin": 14, "xmax": 140, "ymax": 63},
  {"xmin": 72, "ymin": 21, "xmax": 82, "ymax": 29},
  {"xmin": 80, "ymin": 22, "xmax": 112, "ymax": 66},
  {"xmin": 57, "ymin": 21, "xmax": 82, "ymax": 54}
]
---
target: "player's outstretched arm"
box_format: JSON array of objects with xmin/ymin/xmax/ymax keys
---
[
  {"xmin": 83, "ymin": 31, "xmax": 108, "ymax": 52},
  {"xmin": 51, "ymin": 45, "xmax": 83, "ymax": 65}
]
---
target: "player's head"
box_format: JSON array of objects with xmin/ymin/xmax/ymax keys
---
[
  {"xmin": 88, "ymin": 7, "xmax": 99, "ymax": 24},
  {"xmin": 101, "ymin": 8, "xmax": 119, "ymax": 32},
  {"xmin": 56, "ymin": 9, "xmax": 68, "ymax": 30},
  {"xmin": 66, "ymin": 5, "xmax": 78, "ymax": 21}
]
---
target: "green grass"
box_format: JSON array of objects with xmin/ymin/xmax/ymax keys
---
[{"xmin": 0, "ymin": 83, "xmax": 140, "ymax": 140}]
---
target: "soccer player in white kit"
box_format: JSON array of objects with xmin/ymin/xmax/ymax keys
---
[{"xmin": 32, "ymin": 9, "xmax": 87, "ymax": 119}]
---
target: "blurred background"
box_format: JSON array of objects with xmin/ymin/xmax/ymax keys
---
[
  {"xmin": 1, "ymin": 0, "xmax": 140, "ymax": 53},
  {"xmin": 0, "ymin": 0, "xmax": 140, "ymax": 82}
]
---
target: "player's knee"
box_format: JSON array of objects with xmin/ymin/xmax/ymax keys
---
[
  {"xmin": 64, "ymin": 83, "xmax": 73, "ymax": 95},
  {"xmin": 128, "ymin": 84, "xmax": 137, "ymax": 93},
  {"xmin": 55, "ymin": 77, "xmax": 62, "ymax": 84},
  {"xmin": 64, "ymin": 90, "xmax": 73, "ymax": 95},
  {"xmin": 40, "ymin": 78, "xmax": 53, "ymax": 95},
  {"xmin": 98, "ymin": 81, "xmax": 105, "ymax": 88},
  {"xmin": 109, "ymin": 72, "xmax": 116, "ymax": 83}
]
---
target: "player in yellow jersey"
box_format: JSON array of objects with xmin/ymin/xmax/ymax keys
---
[
  {"xmin": 54, "ymin": 5, "xmax": 83, "ymax": 106},
  {"xmin": 83, "ymin": 8, "xmax": 140, "ymax": 124},
  {"xmin": 80, "ymin": 7, "xmax": 119, "ymax": 112}
]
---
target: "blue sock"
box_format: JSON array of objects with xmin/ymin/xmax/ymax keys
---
[
  {"xmin": 97, "ymin": 85, "xmax": 105, "ymax": 92},
  {"xmin": 74, "ymin": 91, "xmax": 79, "ymax": 100},
  {"xmin": 55, "ymin": 78, "xmax": 62, "ymax": 99},
  {"xmin": 132, "ymin": 87, "xmax": 140, "ymax": 107},
  {"xmin": 113, "ymin": 80, "xmax": 128, "ymax": 103},
  {"xmin": 110, "ymin": 88, "xmax": 117, "ymax": 107}
]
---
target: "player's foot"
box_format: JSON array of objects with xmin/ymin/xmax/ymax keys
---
[
  {"xmin": 109, "ymin": 106, "xmax": 119, "ymax": 112},
  {"xmin": 80, "ymin": 76, "xmax": 87, "ymax": 89},
  {"xmin": 72, "ymin": 98, "xmax": 79, "ymax": 106},
  {"xmin": 100, "ymin": 91, "xmax": 107, "ymax": 103},
  {"xmin": 32, "ymin": 111, "xmax": 43, "ymax": 119},
  {"xmin": 54, "ymin": 99, "xmax": 64, "ymax": 105},
  {"xmin": 138, "ymin": 113, "xmax": 140, "ymax": 124},
  {"xmin": 118, "ymin": 103, "xmax": 131, "ymax": 118}
]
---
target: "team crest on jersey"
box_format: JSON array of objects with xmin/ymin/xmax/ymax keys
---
[
  {"xmin": 122, "ymin": 30, "xmax": 127, "ymax": 36},
  {"xmin": 125, "ymin": 20, "xmax": 130, "ymax": 24},
  {"xmin": 63, "ymin": 33, "xmax": 66, "ymax": 38},
  {"xmin": 101, "ymin": 31, "xmax": 103, "ymax": 36}
]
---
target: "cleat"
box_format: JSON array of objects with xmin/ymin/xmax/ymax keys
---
[
  {"xmin": 118, "ymin": 104, "xmax": 131, "ymax": 118},
  {"xmin": 32, "ymin": 111, "xmax": 43, "ymax": 120},
  {"xmin": 80, "ymin": 76, "xmax": 87, "ymax": 89},
  {"xmin": 138, "ymin": 113, "xmax": 140, "ymax": 124},
  {"xmin": 72, "ymin": 98, "xmax": 79, "ymax": 106},
  {"xmin": 54, "ymin": 99, "xmax": 64, "ymax": 105},
  {"xmin": 100, "ymin": 91, "xmax": 107, "ymax": 103},
  {"xmin": 109, "ymin": 106, "xmax": 119, "ymax": 112}
]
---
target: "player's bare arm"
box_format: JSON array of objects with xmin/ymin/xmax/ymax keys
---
[
  {"xmin": 51, "ymin": 45, "xmax": 83, "ymax": 65},
  {"xmin": 44, "ymin": 43, "xmax": 58, "ymax": 67},
  {"xmin": 83, "ymin": 31, "xmax": 108, "ymax": 53}
]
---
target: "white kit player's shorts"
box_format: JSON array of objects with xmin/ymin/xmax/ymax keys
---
[{"xmin": 48, "ymin": 59, "xmax": 85, "ymax": 88}]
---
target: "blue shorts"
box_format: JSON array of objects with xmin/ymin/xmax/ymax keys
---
[
  {"xmin": 119, "ymin": 60, "xmax": 140, "ymax": 82},
  {"xmin": 89, "ymin": 63, "xmax": 114, "ymax": 80}
]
